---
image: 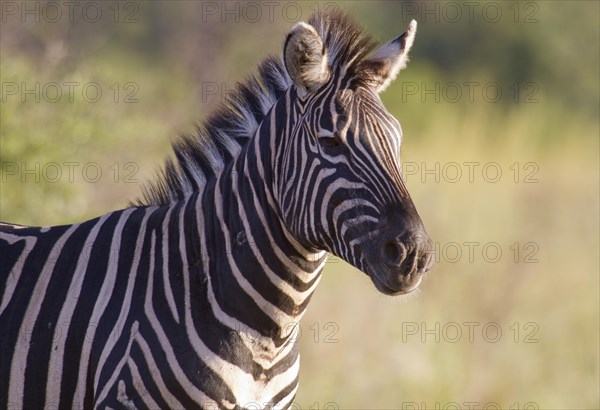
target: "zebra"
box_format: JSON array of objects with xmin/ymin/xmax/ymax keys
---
[{"xmin": 0, "ymin": 10, "xmax": 434, "ymax": 409}]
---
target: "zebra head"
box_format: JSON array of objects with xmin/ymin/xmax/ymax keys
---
[{"xmin": 278, "ymin": 13, "xmax": 434, "ymax": 295}]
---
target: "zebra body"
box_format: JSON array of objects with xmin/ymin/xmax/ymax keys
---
[
  {"xmin": 2, "ymin": 161, "xmax": 322, "ymax": 408},
  {"xmin": 1, "ymin": 10, "xmax": 433, "ymax": 409},
  {"xmin": 2, "ymin": 195, "xmax": 319, "ymax": 407}
]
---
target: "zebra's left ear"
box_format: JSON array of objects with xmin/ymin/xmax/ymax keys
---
[
  {"xmin": 283, "ymin": 22, "xmax": 330, "ymax": 95},
  {"xmin": 361, "ymin": 20, "xmax": 417, "ymax": 93}
]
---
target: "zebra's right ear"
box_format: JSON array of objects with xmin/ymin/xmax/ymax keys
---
[{"xmin": 283, "ymin": 22, "xmax": 330, "ymax": 95}]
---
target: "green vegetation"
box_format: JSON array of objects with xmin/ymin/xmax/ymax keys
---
[{"xmin": 1, "ymin": 1, "xmax": 598, "ymax": 408}]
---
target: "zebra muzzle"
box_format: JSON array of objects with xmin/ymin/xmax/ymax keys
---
[{"xmin": 366, "ymin": 227, "xmax": 434, "ymax": 295}]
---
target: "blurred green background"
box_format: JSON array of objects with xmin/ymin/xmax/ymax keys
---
[{"xmin": 1, "ymin": 1, "xmax": 598, "ymax": 409}]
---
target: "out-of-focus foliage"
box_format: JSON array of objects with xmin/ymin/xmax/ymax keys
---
[
  {"xmin": 1, "ymin": 1, "xmax": 598, "ymax": 408},
  {"xmin": 360, "ymin": 1, "xmax": 600, "ymax": 117}
]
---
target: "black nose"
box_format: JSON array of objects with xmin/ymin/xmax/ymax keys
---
[{"xmin": 381, "ymin": 230, "xmax": 433, "ymax": 273}]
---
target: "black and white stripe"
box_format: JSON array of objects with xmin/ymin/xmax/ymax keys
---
[{"xmin": 1, "ymin": 10, "xmax": 431, "ymax": 409}]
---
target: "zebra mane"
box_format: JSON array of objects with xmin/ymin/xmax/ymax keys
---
[{"xmin": 136, "ymin": 9, "xmax": 378, "ymax": 206}]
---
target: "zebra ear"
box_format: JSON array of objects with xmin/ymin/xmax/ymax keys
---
[
  {"xmin": 362, "ymin": 20, "xmax": 417, "ymax": 93},
  {"xmin": 283, "ymin": 22, "xmax": 330, "ymax": 94}
]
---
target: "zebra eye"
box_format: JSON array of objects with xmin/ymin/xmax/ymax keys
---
[{"xmin": 318, "ymin": 130, "xmax": 341, "ymax": 149}]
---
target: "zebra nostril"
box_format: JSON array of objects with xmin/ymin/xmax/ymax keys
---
[{"xmin": 383, "ymin": 240, "xmax": 407, "ymax": 267}]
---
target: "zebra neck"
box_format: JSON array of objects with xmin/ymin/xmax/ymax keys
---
[{"xmin": 197, "ymin": 134, "xmax": 327, "ymax": 344}]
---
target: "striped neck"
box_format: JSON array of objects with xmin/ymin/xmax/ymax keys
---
[{"xmin": 197, "ymin": 95, "xmax": 327, "ymax": 346}]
